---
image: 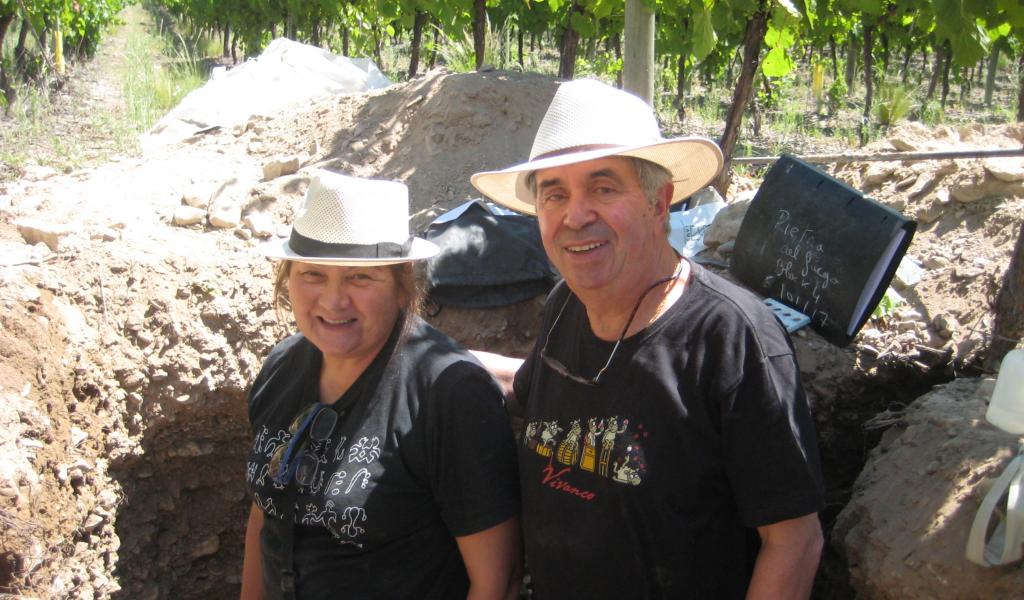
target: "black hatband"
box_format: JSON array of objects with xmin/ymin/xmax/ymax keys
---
[{"xmin": 289, "ymin": 229, "xmax": 412, "ymax": 259}]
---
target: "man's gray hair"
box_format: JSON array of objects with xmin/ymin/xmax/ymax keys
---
[{"xmin": 631, "ymin": 157, "xmax": 673, "ymax": 207}]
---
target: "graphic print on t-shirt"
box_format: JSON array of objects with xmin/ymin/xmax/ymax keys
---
[
  {"xmin": 523, "ymin": 416, "xmax": 649, "ymax": 495},
  {"xmin": 247, "ymin": 423, "xmax": 383, "ymax": 548}
]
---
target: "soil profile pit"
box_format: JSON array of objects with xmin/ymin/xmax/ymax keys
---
[{"xmin": 2, "ymin": 69, "xmax": 1022, "ymax": 599}]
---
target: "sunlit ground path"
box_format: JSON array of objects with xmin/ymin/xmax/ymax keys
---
[{"xmin": 0, "ymin": 4, "xmax": 174, "ymax": 181}]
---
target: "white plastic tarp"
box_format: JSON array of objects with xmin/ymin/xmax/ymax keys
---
[
  {"xmin": 669, "ymin": 201, "xmax": 726, "ymax": 257},
  {"xmin": 142, "ymin": 38, "xmax": 391, "ymax": 151}
]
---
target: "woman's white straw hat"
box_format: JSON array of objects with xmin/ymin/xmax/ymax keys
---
[
  {"xmin": 471, "ymin": 78, "xmax": 724, "ymax": 215},
  {"xmin": 259, "ymin": 170, "xmax": 439, "ymax": 266}
]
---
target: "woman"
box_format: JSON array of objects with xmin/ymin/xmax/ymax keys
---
[{"xmin": 241, "ymin": 171, "xmax": 521, "ymax": 600}]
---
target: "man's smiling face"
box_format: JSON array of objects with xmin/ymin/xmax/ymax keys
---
[{"xmin": 534, "ymin": 156, "xmax": 669, "ymax": 297}]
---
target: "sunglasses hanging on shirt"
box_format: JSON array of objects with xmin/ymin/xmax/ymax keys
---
[{"xmin": 270, "ymin": 403, "xmax": 341, "ymax": 487}]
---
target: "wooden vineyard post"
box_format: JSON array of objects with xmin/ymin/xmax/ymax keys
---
[{"xmin": 623, "ymin": 0, "xmax": 655, "ymax": 105}]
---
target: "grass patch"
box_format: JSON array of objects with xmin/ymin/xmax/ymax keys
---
[
  {"xmin": 122, "ymin": 29, "xmax": 205, "ymax": 133},
  {"xmin": 1, "ymin": 84, "xmax": 64, "ymax": 170},
  {"xmin": 690, "ymin": 93, "xmax": 724, "ymax": 124},
  {"xmin": 874, "ymin": 84, "xmax": 915, "ymax": 128},
  {"xmin": 434, "ymin": 18, "xmax": 518, "ymax": 73},
  {"xmin": 434, "ymin": 26, "xmax": 483, "ymax": 72},
  {"xmin": 916, "ymin": 99, "xmax": 945, "ymax": 126},
  {"xmin": 0, "ymin": 4, "xmax": 210, "ymax": 178},
  {"xmin": 90, "ymin": 108, "xmax": 136, "ymax": 155}
]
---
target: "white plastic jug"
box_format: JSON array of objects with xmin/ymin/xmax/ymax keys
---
[{"xmin": 987, "ymin": 348, "xmax": 1024, "ymax": 435}]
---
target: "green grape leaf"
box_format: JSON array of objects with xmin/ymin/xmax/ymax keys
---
[
  {"xmin": 761, "ymin": 45, "xmax": 794, "ymax": 76},
  {"xmin": 692, "ymin": 5, "xmax": 717, "ymax": 60},
  {"xmin": 591, "ymin": 0, "xmax": 615, "ymax": 19},
  {"xmin": 839, "ymin": 0, "xmax": 883, "ymax": 15},
  {"xmin": 714, "ymin": 0, "xmax": 758, "ymax": 20},
  {"xmin": 933, "ymin": 0, "xmax": 991, "ymax": 65},
  {"xmin": 570, "ymin": 11, "xmax": 597, "ymax": 36},
  {"xmin": 948, "ymin": 21, "xmax": 988, "ymax": 65},
  {"xmin": 803, "ymin": 0, "xmax": 817, "ymax": 29},
  {"xmin": 764, "ymin": 22, "xmax": 795, "ymax": 48},
  {"xmin": 963, "ymin": 0, "xmax": 992, "ymax": 18},
  {"xmin": 987, "ymin": 22, "xmax": 1010, "ymax": 41},
  {"xmin": 997, "ymin": 0, "xmax": 1024, "ymax": 27}
]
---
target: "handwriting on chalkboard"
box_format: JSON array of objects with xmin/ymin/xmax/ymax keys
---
[{"xmin": 765, "ymin": 209, "xmax": 841, "ymax": 328}]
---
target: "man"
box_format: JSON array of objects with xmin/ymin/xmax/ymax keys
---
[{"xmin": 469, "ymin": 79, "xmax": 825, "ymax": 599}]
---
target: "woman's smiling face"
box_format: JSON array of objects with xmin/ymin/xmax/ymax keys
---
[{"xmin": 287, "ymin": 262, "xmax": 406, "ymax": 367}]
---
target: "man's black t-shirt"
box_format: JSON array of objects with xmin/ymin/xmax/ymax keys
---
[
  {"xmin": 246, "ymin": 316, "xmax": 519, "ymax": 600},
  {"xmin": 514, "ymin": 262, "xmax": 825, "ymax": 599}
]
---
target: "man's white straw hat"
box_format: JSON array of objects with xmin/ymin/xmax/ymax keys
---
[
  {"xmin": 259, "ymin": 170, "xmax": 439, "ymax": 266},
  {"xmin": 471, "ymin": 78, "xmax": 724, "ymax": 215}
]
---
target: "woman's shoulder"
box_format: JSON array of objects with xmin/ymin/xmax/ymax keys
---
[
  {"xmin": 400, "ymin": 317, "xmax": 493, "ymax": 383},
  {"xmin": 403, "ymin": 320, "xmax": 506, "ymax": 419},
  {"xmin": 253, "ymin": 333, "xmax": 317, "ymax": 387},
  {"xmin": 265, "ymin": 332, "xmax": 314, "ymax": 365},
  {"xmin": 404, "ymin": 316, "xmax": 471, "ymax": 360}
]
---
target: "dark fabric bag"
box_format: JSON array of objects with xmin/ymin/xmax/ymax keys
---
[{"xmin": 421, "ymin": 201, "xmax": 558, "ymax": 309}]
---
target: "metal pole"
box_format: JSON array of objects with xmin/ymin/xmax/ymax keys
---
[{"xmin": 731, "ymin": 147, "xmax": 1024, "ymax": 166}]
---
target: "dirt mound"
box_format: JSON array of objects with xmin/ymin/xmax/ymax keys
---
[
  {"xmin": 0, "ymin": 68, "xmax": 1021, "ymax": 599},
  {"xmin": 833, "ymin": 378, "xmax": 1024, "ymax": 599},
  {"xmin": 181, "ymin": 69, "xmax": 558, "ymax": 231},
  {"xmin": 833, "ymin": 123, "xmax": 1024, "ymax": 369}
]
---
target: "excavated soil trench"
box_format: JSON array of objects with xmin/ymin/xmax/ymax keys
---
[
  {"xmin": 2, "ymin": 70, "xmax": 1022, "ymax": 599},
  {"xmin": 99, "ymin": 286, "xmax": 956, "ymax": 599}
]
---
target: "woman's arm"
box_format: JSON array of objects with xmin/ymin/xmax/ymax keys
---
[
  {"xmin": 455, "ymin": 516, "xmax": 523, "ymax": 600},
  {"xmin": 240, "ymin": 502, "xmax": 266, "ymax": 600},
  {"xmin": 469, "ymin": 350, "xmax": 525, "ymax": 416}
]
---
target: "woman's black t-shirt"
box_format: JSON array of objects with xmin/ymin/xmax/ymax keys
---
[{"xmin": 246, "ymin": 316, "xmax": 520, "ymax": 600}]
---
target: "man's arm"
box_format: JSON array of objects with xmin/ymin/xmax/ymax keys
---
[
  {"xmin": 746, "ymin": 513, "xmax": 823, "ymax": 600},
  {"xmin": 469, "ymin": 350, "xmax": 525, "ymax": 416}
]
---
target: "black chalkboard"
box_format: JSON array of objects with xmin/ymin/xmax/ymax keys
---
[{"xmin": 731, "ymin": 155, "xmax": 917, "ymax": 347}]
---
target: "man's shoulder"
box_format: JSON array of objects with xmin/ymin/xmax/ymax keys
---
[
  {"xmin": 678, "ymin": 264, "xmax": 793, "ymax": 355},
  {"xmin": 690, "ymin": 263, "xmax": 765, "ymax": 308},
  {"xmin": 687, "ymin": 264, "xmax": 775, "ymax": 321}
]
